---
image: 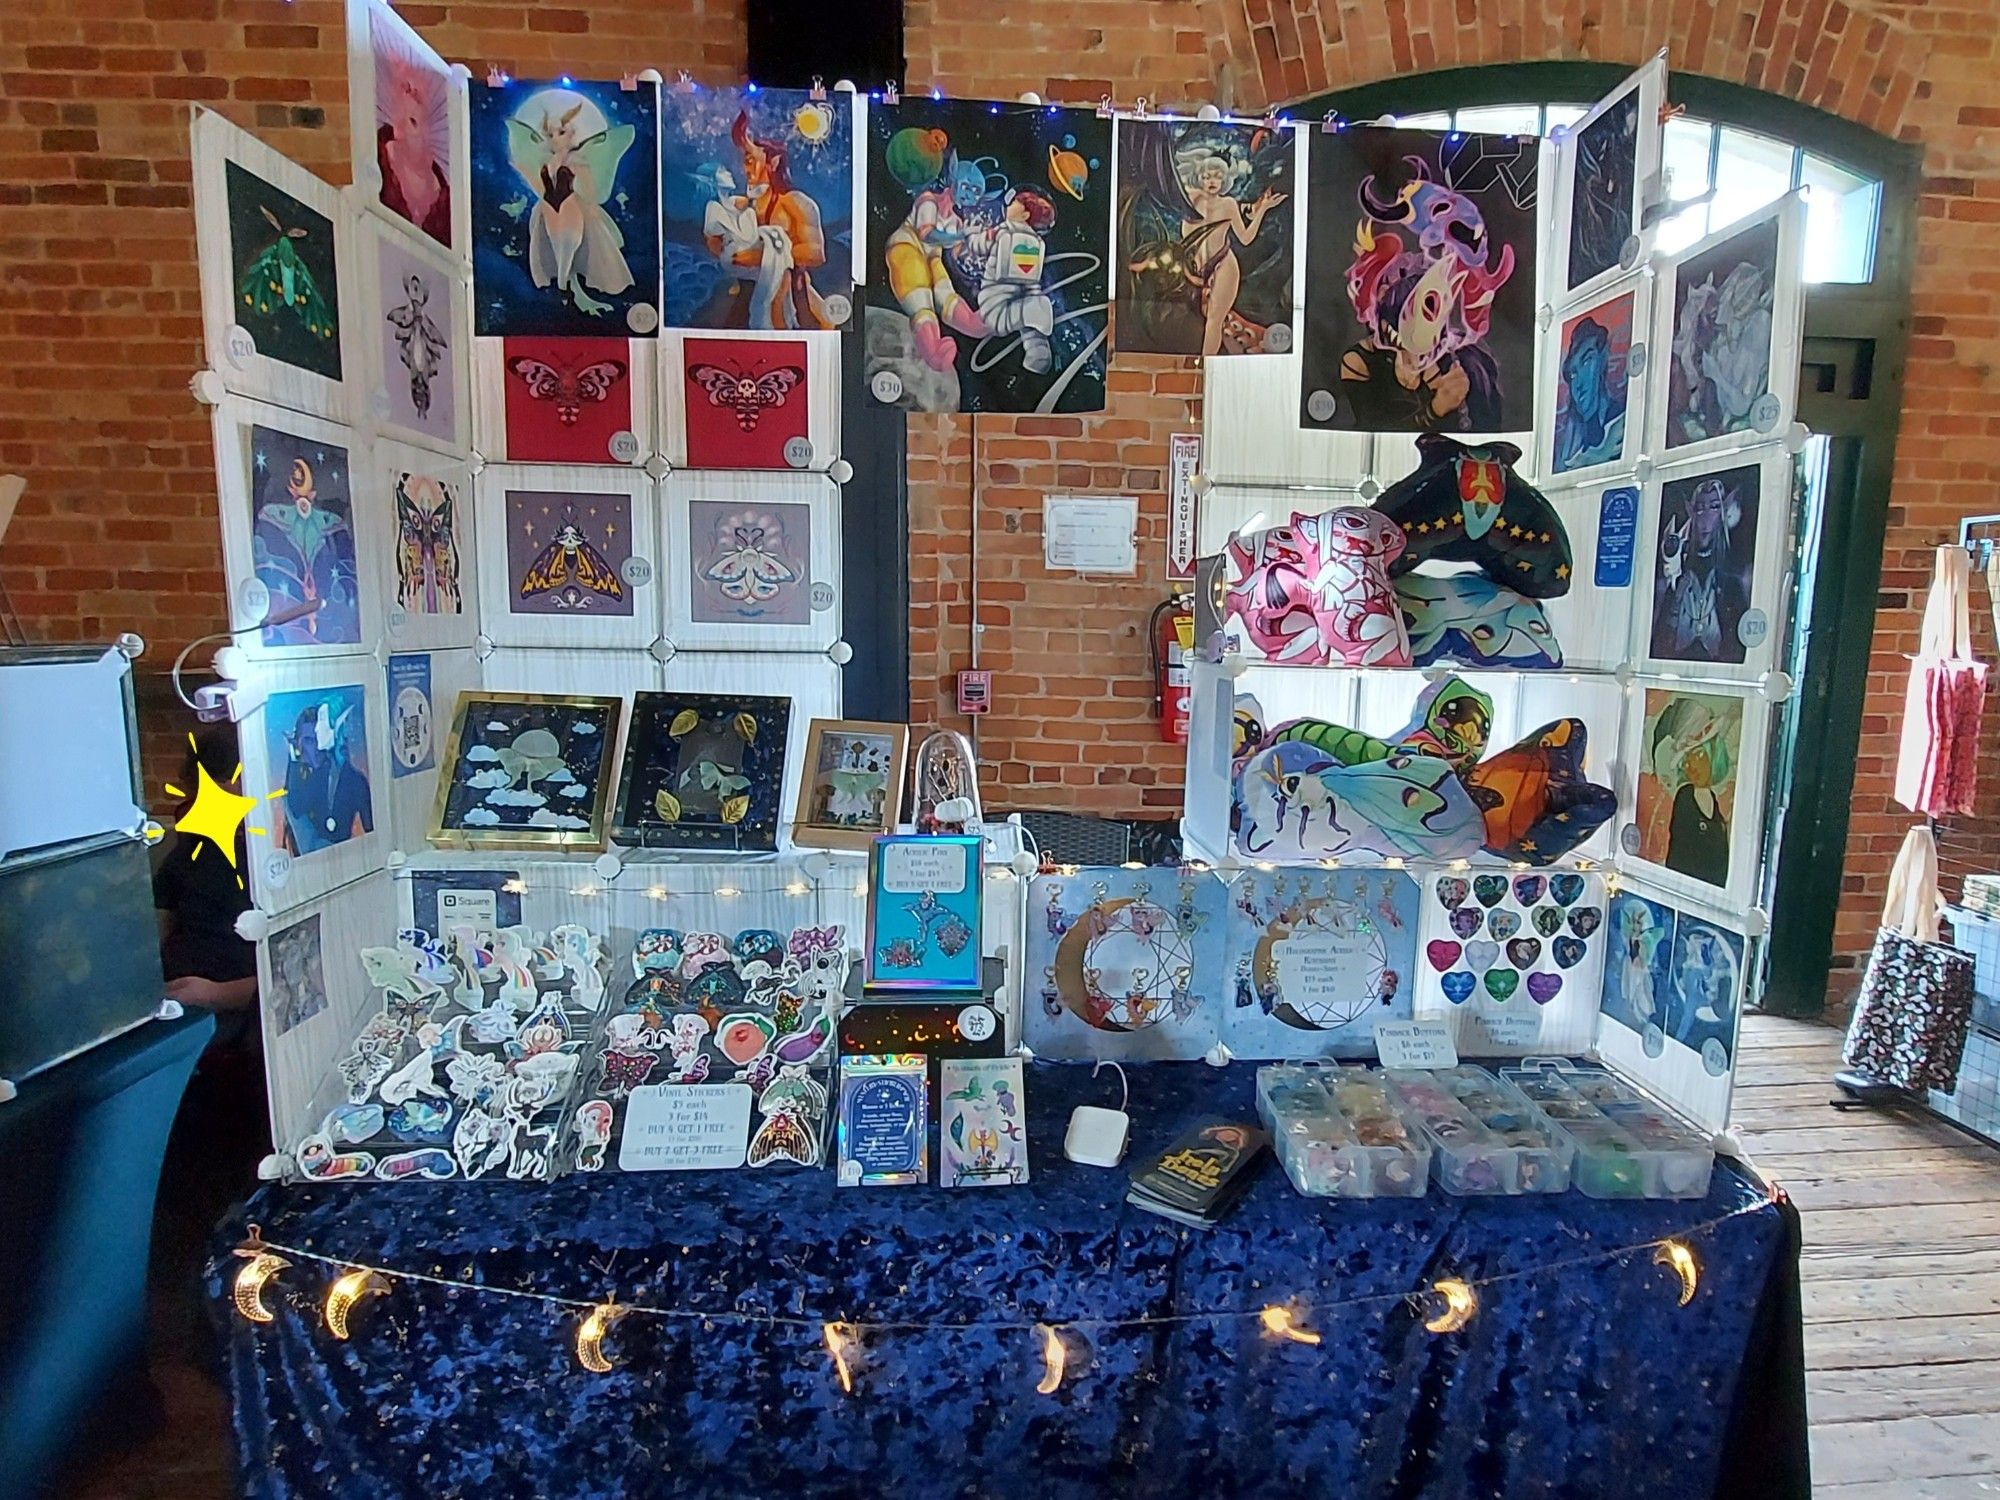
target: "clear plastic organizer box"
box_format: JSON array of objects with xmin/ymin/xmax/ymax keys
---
[
  {"xmin": 1497, "ymin": 1061, "xmax": 1715, "ymax": 1200},
  {"xmin": 1256, "ymin": 1065, "xmax": 1430, "ymax": 1198},
  {"xmin": 1381, "ymin": 1067, "xmax": 1576, "ymax": 1195}
]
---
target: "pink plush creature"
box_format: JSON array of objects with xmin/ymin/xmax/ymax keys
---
[
  {"xmin": 1222, "ymin": 524, "xmax": 1327, "ymax": 663},
  {"xmin": 1289, "ymin": 507, "xmax": 1412, "ymax": 667}
]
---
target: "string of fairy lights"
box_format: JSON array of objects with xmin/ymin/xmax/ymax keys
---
[{"xmin": 229, "ymin": 1185, "xmax": 1776, "ymax": 1391}]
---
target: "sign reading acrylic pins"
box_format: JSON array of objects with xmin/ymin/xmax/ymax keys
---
[{"xmin": 864, "ymin": 97, "xmax": 1111, "ymax": 414}]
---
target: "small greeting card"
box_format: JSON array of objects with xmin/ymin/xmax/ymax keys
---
[
  {"xmin": 864, "ymin": 834, "xmax": 984, "ymax": 991},
  {"xmin": 836, "ymin": 1055, "xmax": 928, "ymax": 1186},
  {"xmin": 939, "ymin": 1057, "xmax": 1028, "ymax": 1188}
]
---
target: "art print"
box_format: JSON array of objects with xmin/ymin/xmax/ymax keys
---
[
  {"xmin": 681, "ymin": 335, "xmax": 810, "ymax": 468},
  {"xmin": 688, "ymin": 498, "xmax": 810, "ymax": 625},
  {"xmin": 431, "ymin": 692, "xmax": 621, "ymax": 850},
  {"xmin": 864, "ymin": 834, "xmax": 984, "ymax": 991},
  {"xmin": 612, "ymin": 692, "xmax": 791, "ymax": 852},
  {"xmin": 1552, "ymin": 290, "xmax": 1635, "ymax": 475},
  {"xmin": 1114, "ymin": 118, "xmax": 1293, "ymax": 356},
  {"xmin": 865, "ymin": 98, "xmax": 1111, "ymax": 414},
  {"xmin": 268, "ymin": 912, "xmax": 330, "ymax": 1037},
  {"xmin": 1649, "ymin": 462, "xmax": 1761, "ymax": 664},
  {"xmin": 1567, "ymin": 90, "xmax": 1639, "ymax": 292},
  {"xmin": 226, "ymin": 161, "xmax": 342, "ymax": 381},
  {"xmin": 249, "ymin": 425, "xmax": 361, "ymax": 646},
  {"xmin": 376, "ymin": 232, "xmax": 456, "ymax": 437},
  {"xmin": 501, "ymin": 337, "xmax": 634, "ymax": 463},
  {"xmin": 363, "ymin": 0, "xmax": 454, "ymax": 248},
  {"xmin": 392, "ymin": 467, "xmax": 463, "ymax": 616},
  {"xmin": 1635, "ymin": 690, "xmax": 1742, "ymax": 889},
  {"xmin": 264, "ymin": 684, "xmax": 374, "ymax": 854},
  {"xmin": 791, "ymin": 719, "xmax": 908, "ymax": 851},
  {"xmin": 1603, "ymin": 892, "xmax": 1742, "ymax": 1075},
  {"xmin": 659, "ymin": 84, "xmax": 855, "ymax": 330},
  {"xmin": 1664, "ymin": 217, "xmax": 1779, "ymax": 450},
  {"xmin": 386, "ymin": 652, "xmax": 435, "ymax": 778},
  {"xmin": 1300, "ymin": 128, "xmax": 1537, "ymax": 433},
  {"xmin": 470, "ymin": 78, "xmax": 660, "ymax": 337},
  {"xmin": 504, "ymin": 488, "xmax": 632, "ymax": 616},
  {"xmin": 939, "ymin": 1056, "xmax": 1027, "ymax": 1186}
]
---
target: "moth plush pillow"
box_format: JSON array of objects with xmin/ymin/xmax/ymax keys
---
[
  {"xmin": 1462, "ymin": 718, "xmax": 1617, "ymax": 865},
  {"xmin": 1373, "ymin": 433, "xmax": 1574, "ymax": 599},
  {"xmin": 1397, "ymin": 572, "xmax": 1563, "ymax": 669},
  {"xmin": 1234, "ymin": 738, "xmax": 1486, "ymax": 862}
]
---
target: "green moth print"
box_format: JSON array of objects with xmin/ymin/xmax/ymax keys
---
[{"xmin": 226, "ymin": 160, "xmax": 343, "ymax": 380}]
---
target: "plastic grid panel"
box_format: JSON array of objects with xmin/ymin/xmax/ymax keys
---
[{"xmin": 1928, "ymin": 1026, "xmax": 2000, "ymax": 1146}]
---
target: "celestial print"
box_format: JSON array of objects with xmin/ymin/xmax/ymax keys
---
[
  {"xmin": 263, "ymin": 684, "xmax": 374, "ymax": 855},
  {"xmin": 1301, "ymin": 128, "xmax": 1537, "ymax": 433},
  {"xmin": 1567, "ymin": 89, "xmax": 1639, "ymax": 292},
  {"xmin": 248, "ymin": 425, "xmax": 360, "ymax": 646},
  {"xmin": 470, "ymin": 78, "xmax": 660, "ymax": 337},
  {"xmin": 501, "ymin": 336, "xmax": 633, "ymax": 463},
  {"xmin": 268, "ymin": 911, "xmax": 330, "ymax": 1037},
  {"xmin": 1114, "ymin": 118, "xmax": 1293, "ymax": 356},
  {"xmin": 1665, "ymin": 216, "xmax": 1779, "ymax": 449},
  {"xmin": 1636, "ymin": 689, "xmax": 1743, "ymax": 888},
  {"xmin": 435, "ymin": 693, "xmax": 620, "ymax": 841},
  {"xmin": 659, "ymin": 84, "xmax": 854, "ymax": 329},
  {"xmin": 503, "ymin": 488, "xmax": 633, "ymax": 617},
  {"xmin": 369, "ymin": 0, "xmax": 454, "ymax": 248},
  {"xmin": 1650, "ymin": 462, "xmax": 1762, "ymax": 665},
  {"xmin": 1552, "ymin": 290, "xmax": 1634, "ymax": 475},
  {"xmin": 226, "ymin": 162, "xmax": 342, "ymax": 380},
  {"xmin": 864, "ymin": 97, "xmax": 1111, "ymax": 414},
  {"xmin": 376, "ymin": 233, "xmax": 455, "ymax": 436},
  {"xmin": 681, "ymin": 335, "xmax": 809, "ymax": 468},
  {"xmin": 392, "ymin": 468, "xmax": 462, "ymax": 616},
  {"xmin": 688, "ymin": 498, "xmax": 810, "ymax": 626}
]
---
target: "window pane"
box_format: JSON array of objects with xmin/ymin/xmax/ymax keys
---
[
  {"xmin": 1455, "ymin": 104, "xmax": 1543, "ymax": 137},
  {"xmin": 1544, "ymin": 104, "xmax": 1588, "ymax": 133},
  {"xmin": 1395, "ymin": 110, "xmax": 1452, "ymax": 131},
  {"xmin": 1656, "ymin": 118, "xmax": 1715, "ymax": 255},
  {"xmin": 1800, "ymin": 151, "xmax": 1881, "ymax": 284},
  {"xmin": 1711, "ymin": 126, "xmax": 1793, "ymax": 235}
]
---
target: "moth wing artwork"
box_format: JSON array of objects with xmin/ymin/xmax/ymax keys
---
[
  {"xmin": 497, "ymin": 335, "xmax": 634, "ymax": 464},
  {"xmin": 1461, "ymin": 719, "xmax": 1617, "ymax": 866},
  {"xmin": 679, "ymin": 336, "xmax": 811, "ymax": 468},
  {"xmin": 1300, "ymin": 128, "xmax": 1537, "ymax": 433},
  {"xmin": 1113, "ymin": 118, "xmax": 1294, "ymax": 357},
  {"xmin": 247, "ymin": 425, "xmax": 363, "ymax": 648},
  {"xmin": 509, "ymin": 353, "xmax": 628, "ymax": 423},
  {"xmin": 518, "ymin": 506, "xmax": 626, "ymax": 603},
  {"xmin": 393, "ymin": 469, "xmax": 463, "ymax": 615},
  {"xmin": 1372, "ymin": 435, "xmax": 1574, "ymax": 599}
]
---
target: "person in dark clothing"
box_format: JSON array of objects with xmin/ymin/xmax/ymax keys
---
[{"xmin": 154, "ymin": 725, "xmax": 259, "ymax": 1028}]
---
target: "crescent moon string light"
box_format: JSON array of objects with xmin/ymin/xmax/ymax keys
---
[
  {"xmin": 575, "ymin": 1302, "xmax": 623, "ymax": 1373},
  {"xmin": 1423, "ymin": 1279, "xmax": 1478, "ymax": 1334},
  {"xmin": 323, "ymin": 1268, "xmax": 384, "ymax": 1340}
]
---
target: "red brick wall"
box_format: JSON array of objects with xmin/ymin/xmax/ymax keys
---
[{"xmin": 0, "ymin": 0, "xmax": 1985, "ymax": 967}]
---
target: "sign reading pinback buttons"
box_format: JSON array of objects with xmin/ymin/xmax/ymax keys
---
[
  {"xmin": 956, "ymin": 1004, "xmax": 997, "ymax": 1043},
  {"xmin": 1305, "ymin": 389, "xmax": 1337, "ymax": 422},
  {"xmin": 619, "ymin": 556, "xmax": 654, "ymax": 589},
  {"xmin": 608, "ymin": 430, "xmax": 641, "ymax": 464},
  {"xmin": 224, "ymin": 325, "xmax": 257, "ymax": 368},
  {"xmin": 627, "ymin": 303, "xmax": 659, "ymax": 335},
  {"xmin": 870, "ymin": 369, "xmax": 904, "ymax": 404},
  {"xmin": 1265, "ymin": 323, "xmax": 1293, "ymax": 354},
  {"xmin": 1738, "ymin": 609, "xmax": 1769, "ymax": 648},
  {"xmin": 809, "ymin": 581, "xmax": 835, "ymax": 612},
  {"xmin": 783, "ymin": 436, "xmax": 814, "ymax": 469},
  {"xmin": 824, "ymin": 293, "xmax": 853, "ymax": 326}
]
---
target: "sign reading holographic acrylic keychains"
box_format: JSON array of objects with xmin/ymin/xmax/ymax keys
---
[{"xmin": 836, "ymin": 1054, "xmax": 928, "ymax": 1186}]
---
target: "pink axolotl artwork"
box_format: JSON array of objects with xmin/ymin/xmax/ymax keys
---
[
  {"xmin": 1223, "ymin": 507, "xmax": 1411, "ymax": 666},
  {"xmin": 1222, "ymin": 523, "xmax": 1323, "ymax": 663}
]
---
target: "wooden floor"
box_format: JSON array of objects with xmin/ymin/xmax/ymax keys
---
[{"xmin": 62, "ymin": 1014, "xmax": 2000, "ymax": 1499}]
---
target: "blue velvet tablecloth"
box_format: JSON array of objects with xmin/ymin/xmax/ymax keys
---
[{"xmin": 213, "ymin": 1063, "xmax": 1804, "ymax": 1500}]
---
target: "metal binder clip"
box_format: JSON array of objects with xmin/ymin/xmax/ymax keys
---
[
  {"xmin": 1320, "ymin": 111, "xmax": 1344, "ymax": 134},
  {"xmin": 809, "ymin": 75, "xmax": 827, "ymax": 102},
  {"xmin": 1095, "ymin": 93, "xmax": 1116, "ymax": 119}
]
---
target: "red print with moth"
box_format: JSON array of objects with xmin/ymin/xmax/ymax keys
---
[
  {"xmin": 502, "ymin": 336, "xmax": 632, "ymax": 463},
  {"xmin": 681, "ymin": 335, "xmax": 809, "ymax": 469}
]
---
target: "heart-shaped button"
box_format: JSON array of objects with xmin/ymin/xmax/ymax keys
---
[
  {"xmin": 1533, "ymin": 905, "xmax": 1563, "ymax": 937},
  {"xmin": 1426, "ymin": 939, "xmax": 1463, "ymax": 973},
  {"xmin": 1484, "ymin": 969, "xmax": 1519, "ymax": 1001},
  {"xmin": 1473, "ymin": 875, "xmax": 1509, "ymax": 908},
  {"xmin": 1465, "ymin": 940, "xmax": 1500, "ymax": 973},
  {"xmin": 1513, "ymin": 875, "xmax": 1547, "ymax": 906},
  {"xmin": 1506, "ymin": 937, "xmax": 1542, "ymax": 970},
  {"xmin": 1487, "ymin": 909, "xmax": 1521, "ymax": 940},
  {"xmin": 1553, "ymin": 936, "xmax": 1588, "ymax": 969},
  {"xmin": 1450, "ymin": 907, "xmax": 1482, "ymax": 939},
  {"xmin": 1527, "ymin": 971, "xmax": 1564, "ymax": 1004},
  {"xmin": 1550, "ymin": 874, "xmax": 1586, "ymax": 907},
  {"xmin": 1568, "ymin": 906, "xmax": 1603, "ymax": 939},
  {"xmin": 1441, "ymin": 971, "xmax": 1477, "ymax": 1003},
  {"xmin": 1435, "ymin": 876, "xmax": 1471, "ymax": 910}
]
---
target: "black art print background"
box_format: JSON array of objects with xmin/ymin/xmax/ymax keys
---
[
  {"xmin": 226, "ymin": 161, "xmax": 342, "ymax": 380},
  {"xmin": 1300, "ymin": 128, "xmax": 1538, "ymax": 434},
  {"xmin": 613, "ymin": 692, "xmax": 792, "ymax": 852},
  {"xmin": 1649, "ymin": 461, "xmax": 1762, "ymax": 666},
  {"xmin": 864, "ymin": 98, "xmax": 1110, "ymax": 414},
  {"xmin": 438, "ymin": 696, "xmax": 618, "ymax": 836},
  {"xmin": 1566, "ymin": 89, "xmax": 1639, "ymax": 291}
]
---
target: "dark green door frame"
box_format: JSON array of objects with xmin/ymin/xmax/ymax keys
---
[{"xmin": 1297, "ymin": 61, "xmax": 1921, "ymax": 1017}]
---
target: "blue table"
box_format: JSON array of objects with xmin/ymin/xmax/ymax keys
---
[{"xmin": 213, "ymin": 1062, "xmax": 1806, "ymax": 1499}]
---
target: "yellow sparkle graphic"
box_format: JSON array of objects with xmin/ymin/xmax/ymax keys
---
[{"xmin": 166, "ymin": 733, "xmax": 282, "ymax": 890}]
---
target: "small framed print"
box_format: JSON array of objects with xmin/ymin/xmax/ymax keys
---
[
  {"xmin": 1648, "ymin": 192, "xmax": 1806, "ymax": 463},
  {"xmin": 1536, "ymin": 276, "xmax": 1648, "ymax": 485},
  {"xmin": 611, "ymin": 691, "xmax": 793, "ymax": 852},
  {"xmin": 663, "ymin": 330, "xmax": 841, "ymax": 471},
  {"xmin": 470, "ymin": 335, "xmax": 654, "ymax": 467},
  {"xmin": 473, "ymin": 464, "xmax": 657, "ymax": 650},
  {"xmin": 1620, "ymin": 678, "xmax": 1772, "ymax": 912},
  {"xmin": 1551, "ymin": 54, "xmax": 1665, "ymax": 304},
  {"xmin": 1634, "ymin": 448, "xmax": 1795, "ymax": 682},
  {"xmin": 210, "ymin": 396, "xmax": 384, "ymax": 662},
  {"xmin": 790, "ymin": 718, "xmax": 910, "ymax": 852},
  {"xmin": 192, "ymin": 109, "xmax": 353, "ymax": 423},
  {"xmin": 345, "ymin": 0, "xmax": 470, "ymax": 259},
  {"xmin": 865, "ymin": 834, "xmax": 984, "ymax": 991},
  {"xmin": 357, "ymin": 214, "xmax": 471, "ymax": 454},
  {"xmin": 663, "ymin": 471, "xmax": 840, "ymax": 651},
  {"xmin": 836, "ymin": 1054, "xmax": 929, "ymax": 1186},
  {"xmin": 372, "ymin": 435, "xmax": 475, "ymax": 653},
  {"xmin": 428, "ymin": 690, "xmax": 623, "ymax": 852}
]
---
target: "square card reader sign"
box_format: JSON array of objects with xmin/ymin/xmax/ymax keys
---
[{"xmin": 619, "ymin": 1083, "xmax": 754, "ymax": 1171}]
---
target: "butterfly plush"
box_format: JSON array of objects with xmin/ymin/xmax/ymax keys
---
[
  {"xmin": 239, "ymin": 204, "xmax": 335, "ymax": 341},
  {"xmin": 518, "ymin": 504, "xmax": 625, "ymax": 605},
  {"xmin": 393, "ymin": 473, "xmax": 461, "ymax": 614},
  {"xmin": 688, "ymin": 361, "xmax": 803, "ymax": 432},
  {"xmin": 507, "ymin": 353, "xmax": 627, "ymax": 425}
]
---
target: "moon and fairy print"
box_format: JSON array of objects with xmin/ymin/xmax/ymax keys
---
[{"xmin": 431, "ymin": 691, "xmax": 623, "ymax": 850}]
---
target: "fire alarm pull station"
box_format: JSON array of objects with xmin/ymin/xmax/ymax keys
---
[{"xmin": 957, "ymin": 669, "xmax": 992, "ymax": 715}]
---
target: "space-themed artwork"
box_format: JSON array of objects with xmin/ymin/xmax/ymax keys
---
[
  {"xmin": 430, "ymin": 691, "xmax": 622, "ymax": 850},
  {"xmin": 1300, "ymin": 128, "xmax": 1537, "ymax": 433},
  {"xmin": 1602, "ymin": 892, "xmax": 1743, "ymax": 1076},
  {"xmin": 680, "ymin": 335, "xmax": 810, "ymax": 468},
  {"xmin": 469, "ymin": 77, "xmax": 660, "ymax": 337},
  {"xmin": 1566, "ymin": 89, "xmax": 1639, "ymax": 293},
  {"xmin": 1114, "ymin": 117, "xmax": 1294, "ymax": 356},
  {"xmin": 1551, "ymin": 289, "xmax": 1636, "ymax": 476},
  {"xmin": 248, "ymin": 424, "xmax": 361, "ymax": 647},
  {"xmin": 1663, "ymin": 214, "xmax": 1780, "ymax": 450},
  {"xmin": 227, "ymin": 162, "xmax": 343, "ymax": 381},
  {"xmin": 864, "ymin": 98, "xmax": 1111, "ymax": 414},
  {"xmin": 502, "ymin": 487, "xmax": 633, "ymax": 617},
  {"xmin": 1648, "ymin": 460, "xmax": 1763, "ymax": 666},
  {"xmin": 611, "ymin": 691, "xmax": 792, "ymax": 852},
  {"xmin": 658, "ymin": 84, "xmax": 854, "ymax": 330}
]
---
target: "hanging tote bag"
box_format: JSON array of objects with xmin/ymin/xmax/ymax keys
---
[
  {"xmin": 1843, "ymin": 825, "xmax": 1976, "ymax": 1093},
  {"xmin": 1894, "ymin": 546, "xmax": 1987, "ymax": 816}
]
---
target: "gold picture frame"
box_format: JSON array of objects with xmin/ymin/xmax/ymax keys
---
[
  {"xmin": 428, "ymin": 690, "xmax": 624, "ymax": 852},
  {"xmin": 789, "ymin": 718, "xmax": 911, "ymax": 852}
]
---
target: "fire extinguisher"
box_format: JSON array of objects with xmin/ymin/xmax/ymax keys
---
[{"xmin": 1149, "ymin": 592, "xmax": 1195, "ymax": 745}]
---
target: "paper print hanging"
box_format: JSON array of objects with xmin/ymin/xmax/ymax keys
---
[
  {"xmin": 1415, "ymin": 869, "xmax": 1607, "ymax": 1055},
  {"xmin": 1551, "ymin": 288, "xmax": 1637, "ymax": 477},
  {"xmin": 430, "ymin": 691, "xmax": 622, "ymax": 851},
  {"xmin": 374, "ymin": 231, "xmax": 457, "ymax": 440},
  {"xmin": 681, "ymin": 335, "xmax": 810, "ymax": 468},
  {"xmin": 1634, "ymin": 688, "xmax": 1742, "ymax": 890},
  {"xmin": 1662, "ymin": 214, "xmax": 1780, "ymax": 451},
  {"xmin": 500, "ymin": 337, "xmax": 634, "ymax": 463},
  {"xmin": 504, "ymin": 488, "xmax": 632, "ymax": 617},
  {"xmin": 226, "ymin": 161, "xmax": 343, "ymax": 381},
  {"xmin": 1566, "ymin": 91, "xmax": 1639, "ymax": 292},
  {"xmin": 1601, "ymin": 891, "xmax": 1743, "ymax": 1076},
  {"xmin": 1114, "ymin": 117, "xmax": 1294, "ymax": 357},
  {"xmin": 659, "ymin": 84, "xmax": 855, "ymax": 330},
  {"xmin": 470, "ymin": 77, "xmax": 660, "ymax": 337},
  {"xmin": 611, "ymin": 692, "xmax": 792, "ymax": 852},
  {"xmin": 263, "ymin": 683, "xmax": 375, "ymax": 855},
  {"xmin": 1221, "ymin": 867, "xmax": 1418, "ymax": 1060},
  {"xmin": 1023, "ymin": 867, "xmax": 1226, "ymax": 1061},
  {"xmin": 353, "ymin": 0, "xmax": 456, "ymax": 249},
  {"xmin": 391, "ymin": 466, "xmax": 463, "ymax": 618},
  {"xmin": 249, "ymin": 424, "xmax": 361, "ymax": 647},
  {"xmin": 864, "ymin": 98, "xmax": 1111, "ymax": 414},
  {"xmin": 1648, "ymin": 460, "xmax": 1762, "ymax": 666},
  {"xmin": 1300, "ymin": 128, "xmax": 1537, "ymax": 433},
  {"xmin": 691, "ymin": 498, "xmax": 809, "ymax": 624},
  {"xmin": 268, "ymin": 911, "xmax": 331, "ymax": 1037}
]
